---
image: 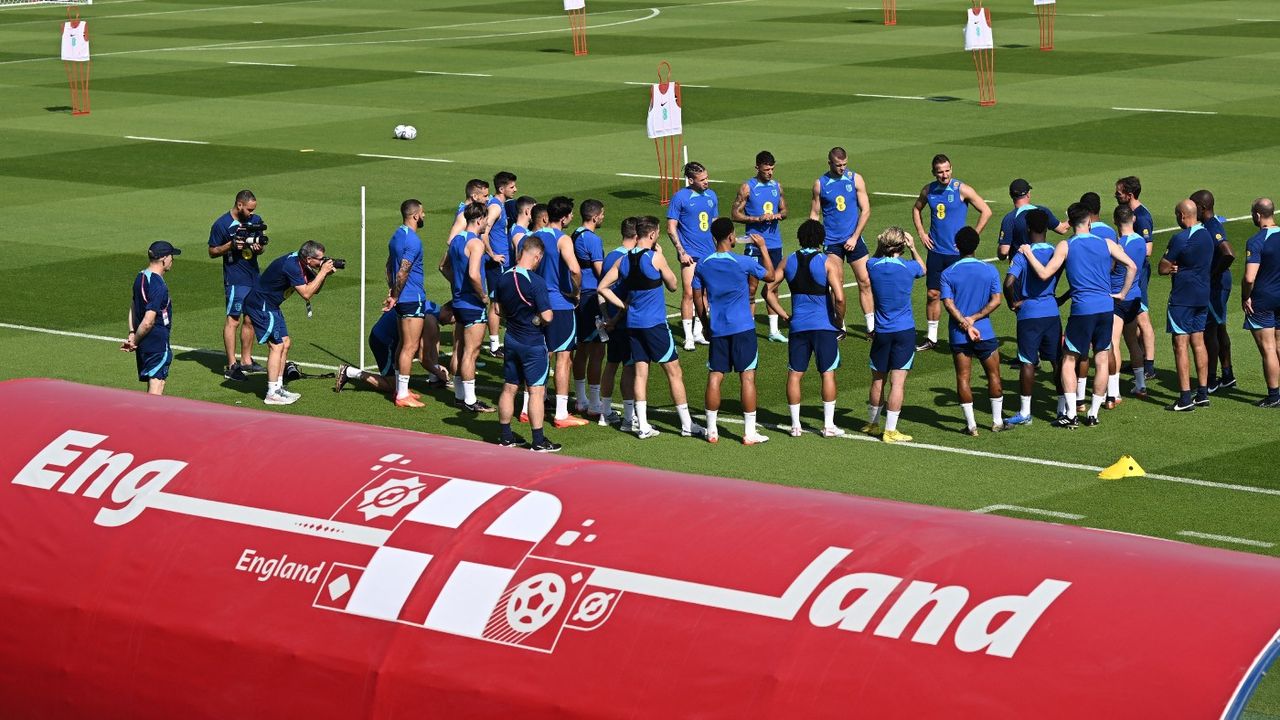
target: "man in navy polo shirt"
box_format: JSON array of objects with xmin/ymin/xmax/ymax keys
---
[
  {"xmin": 208, "ymin": 189, "xmax": 266, "ymax": 381},
  {"xmin": 123, "ymin": 241, "xmax": 180, "ymax": 395},
  {"xmin": 1160, "ymin": 199, "xmax": 1214, "ymax": 411},
  {"xmin": 1243, "ymin": 197, "xmax": 1280, "ymax": 407},
  {"xmin": 493, "ymin": 234, "xmax": 561, "ymax": 453}
]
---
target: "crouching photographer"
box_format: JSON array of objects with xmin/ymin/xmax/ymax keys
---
[{"xmin": 243, "ymin": 240, "xmax": 343, "ymax": 406}]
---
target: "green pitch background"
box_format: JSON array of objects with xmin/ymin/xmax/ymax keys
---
[{"xmin": 0, "ymin": 0, "xmax": 1277, "ymax": 712}]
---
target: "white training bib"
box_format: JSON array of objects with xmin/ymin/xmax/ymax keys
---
[
  {"xmin": 964, "ymin": 7, "xmax": 994, "ymax": 51},
  {"xmin": 646, "ymin": 82, "xmax": 682, "ymax": 139},
  {"xmin": 1033, "ymin": 0, "xmax": 1056, "ymax": 5},
  {"xmin": 563, "ymin": 0, "xmax": 585, "ymax": 10},
  {"xmin": 61, "ymin": 20, "xmax": 90, "ymax": 62}
]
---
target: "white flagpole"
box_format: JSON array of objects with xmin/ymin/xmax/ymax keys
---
[{"xmin": 359, "ymin": 185, "xmax": 367, "ymax": 370}]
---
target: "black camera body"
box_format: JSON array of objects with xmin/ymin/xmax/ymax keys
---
[
  {"xmin": 232, "ymin": 221, "xmax": 269, "ymax": 246},
  {"xmin": 322, "ymin": 256, "xmax": 346, "ymax": 270}
]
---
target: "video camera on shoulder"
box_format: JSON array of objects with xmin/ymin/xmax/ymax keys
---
[{"xmin": 232, "ymin": 221, "xmax": 269, "ymax": 246}]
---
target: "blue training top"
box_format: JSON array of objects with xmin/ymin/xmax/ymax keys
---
[
  {"xmin": 867, "ymin": 256, "xmax": 924, "ymax": 334},
  {"xmin": 693, "ymin": 251, "xmax": 765, "ymax": 337},
  {"xmin": 1165, "ymin": 224, "xmax": 1214, "ymax": 307},
  {"xmin": 668, "ymin": 187, "xmax": 718, "ymax": 259},
  {"xmin": 495, "ymin": 267, "xmax": 552, "ymax": 346},
  {"xmin": 939, "ymin": 257, "xmax": 1000, "ymax": 344},
  {"xmin": 386, "ymin": 225, "xmax": 425, "ymax": 304},
  {"xmin": 784, "ymin": 249, "xmax": 839, "ymax": 333},
  {"xmin": 926, "ymin": 179, "xmax": 968, "ymax": 255},
  {"xmin": 743, "ymin": 177, "xmax": 783, "ymax": 249},
  {"xmin": 1007, "ymin": 243, "xmax": 1062, "ymax": 321},
  {"xmin": 1065, "ymin": 233, "xmax": 1115, "ymax": 316},
  {"xmin": 819, "ymin": 170, "xmax": 860, "ymax": 246}
]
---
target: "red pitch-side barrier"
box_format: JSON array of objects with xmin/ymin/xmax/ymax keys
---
[{"xmin": 1, "ymin": 378, "xmax": 1278, "ymax": 719}]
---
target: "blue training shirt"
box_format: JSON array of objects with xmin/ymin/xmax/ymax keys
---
[
  {"xmin": 819, "ymin": 170, "xmax": 860, "ymax": 246},
  {"xmin": 1165, "ymin": 224, "xmax": 1214, "ymax": 307},
  {"xmin": 572, "ymin": 227, "xmax": 605, "ymax": 292},
  {"xmin": 1112, "ymin": 233, "xmax": 1145, "ymax": 300},
  {"xmin": 247, "ymin": 252, "xmax": 308, "ymax": 309},
  {"xmin": 131, "ymin": 269, "xmax": 172, "ymax": 351},
  {"xmin": 926, "ymin": 179, "xmax": 968, "ymax": 255},
  {"xmin": 1204, "ymin": 215, "xmax": 1231, "ymax": 290},
  {"xmin": 939, "ymin": 257, "xmax": 1000, "ymax": 344},
  {"xmin": 694, "ymin": 251, "xmax": 765, "ymax": 337},
  {"xmin": 487, "ymin": 197, "xmax": 510, "ymax": 264},
  {"xmin": 1007, "ymin": 243, "xmax": 1061, "ymax": 320},
  {"xmin": 784, "ymin": 249, "xmax": 839, "ymax": 333},
  {"xmin": 448, "ymin": 231, "xmax": 486, "ymax": 311},
  {"xmin": 495, "ymin": 267, "xmax": 552, "ymax": 347},
  {"xmin": 209, "ymin": 211, "xmax": 264, "ymax": 287},
  {"xmin": 1133, "ymin": 205, "xmax": 1155, "ymax": 244},
  {"xmin": 1090, "ymin": 221, "xmax": 1118, "ymax": 243},
  {"xmin": 668, "ymin": 187, "xmax": 718, "ymax": 259},
  {"xmin": 530, "ymin": 227, "xmax": 576, "ymax": 311},
  {"xmin": 1246, "ymin": 227, "xmax": 1280, "ymax": 311},
  {"xmin": 1065, "ymin": 233, "xmax": 1115, "ymax": 316},
  {"xmin": 999, "ymin": 204, "xmax": 1059, "ymax": 257},
  {"xmin": 386, "ymin": 225, "xmax": 425, "ymax": 304},
  {"xmin": 867, "ymin": 256, "xmax": 924, "ymax": 334},
  {"xmin": 369, "ymin": 310, "xmax": 399, "ymax": 357},
  {"xmin": 743, "ymin": 178, "xmax": 783, "ymax": 249},
  {"xmin": 617, "ymin": 248, "xmax": 667, "ymax": 329},
  {"xmin": 601, "ymin": 245, "xmax": 631, "ymax": 320}
]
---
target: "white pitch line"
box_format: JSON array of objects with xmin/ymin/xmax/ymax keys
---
[
  {"xmin": 1236, "ymin": 18, "xmax": 1276, "ymax": 22},
  {"xmin": 357, "ymin": 153, "xmax": 453, "ymax": 163},
  {"xmin": 1112, "ymin": 107, "xmax": 1218, "ymax": 116},
  {"xmin": 1176, "ymin": 531, "xmax": 1275, "ymax": 548},
  {"xmin": 227, "ymin": 61, "xmax": 296, "ymax": 67},
  {"xmin": 616, "ymin": 172, "xmax": 727, "ymax": 184},
  {"xmin": 1152, "ymin": 215, "xmax": 1251, "ymax": 235},
  {"xmin": 417, "ymin": 70, "xmax": 492, "ymax": 77},
  {"xmin": 124, "ymin": 136, "xmax": 209, "ymax": 145},
  {"xmin": 973, "ymin": 505, "xmax": 1086, "ymax": 520},
  {"xmin": 1060, "ymin": 12, "xmax": 1103, "ymax": 17},
  {"xmin": 623, "ymin": 81, "xmax": 710, "ymax": 88},
  {"xmin": 872, "ymin": 191, "xmax": 918, "ymax": 198},
  {"xmin": 856, "ymin": 93, "xmax": 926, "ymax": 101}
]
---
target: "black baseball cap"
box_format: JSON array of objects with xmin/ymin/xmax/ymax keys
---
[
  {"xmin": 148, "ymin": 241, "xmax": 182, "ymax": 259},
  {"xmin": 1009, "ymin": 179, "xmax": 1032, "ymax": 198}
]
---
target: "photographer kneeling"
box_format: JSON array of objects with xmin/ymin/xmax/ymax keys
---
[{"xmin": 244, "ymin": 240, "xmax": 340, "ymax": 405}]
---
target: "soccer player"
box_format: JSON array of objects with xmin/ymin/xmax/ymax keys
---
[
  {"xmin": 571, "ymin": 199, "xmax": 607, "ymax": 416},
  {"xmin": 598, "ymin": 215, "xmax": 704, "ymax": 440},
  {"xmin": 1020, "ymin": 203, "xmax": 1137, "ymax": 427},
  {"xmin": 444, "ymin": 178, "xmax": 490, "ymax": 243},
  {"xmin": 996, "ymin": 178, "xmax": 1068, "ymax": 260},
  {"xmin": 1242, "ymin": 197, "xmax": 1280, "ymax": 407},
  {"xmin": 940, "ymin": 227, "xmax": 1006, "ymax": 435},
  {"xmin": 334, "ymin": 307, "xmax": 450, "ymax": 397},
  {"xmin": 382, "ymin": 199, "xmax": 428, "ymax": 408},
  {"xmin": 440, "ymin": 201, "xmax": 494, "ymax": 413},
  {"xmin": 244, "ymin": 241, "xmax": 336, "ymax": 405},
  {"xmin": 1108, "ymin": 205, "xmax": 1151, "ymax": 403},
  {"xmin": 530, "ymin": 196, "xmax": 587, "ymax": 428},
  {"xmin": 1160, "ymin": 199, "xmax": 1214, "ymax": 411},
  {"xmin": 509, "ymin": 195, "xmax": 536, "ymax": 262},
  {"xmin": 1070, "ymin": 191, "xmax": 1118, "ymax": 401},
  {"xmin": 667, "ymin": 161, "xmax": 718, "ymax": 350},
  {"xmin": 912, "ymin": 154, "xmax": 993, "ymax": 351},
  {"xmin": 485, "ymin": 171, "xmax": 519, "ymax": 357},
  {"xmin": 123, "ymin": 241, "xmax": 180, "ymax": 396},
  {"xmin": 1115, "ymin": 176, "xmax": 1157, "ymax": 380},
  {"xmin": 1003, "ymin": 209, "xmax": 1065, "ymax": 425},
  {"xmin": 694, "ymin": 218, "xmax": 769, "ymax": 445},
  {"xmin": 865, "ymin": 227, "xmax": 924, "ymax": 443},
  {"xmin": 732, "ymin": 150, "xmax": 788, "ymax": 342},
  {"xmin": 493, "ymin": 234, "xmax": 561, "ymax": 453},
  {"xmin": 208, "ymin": 189, "xmax": 266, "ymax": 381},
  {"xmin": 764, "ymin": 219, "xmax": 845, "ymax": 438},
  {"xmin": 810, "ymin": 147, "xmax": 873, "ymax": 335},
  {"xmin": 1191, "ymin": 189, "xmax": 1237, "ymax": 391},
  {"xmin": 598, "ymin": 217, "xmax": 640, "ymax": 428}
]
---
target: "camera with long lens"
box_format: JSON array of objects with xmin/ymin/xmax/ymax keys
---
[
  {"xmin": 231, "ymin": 221, "xmax": 268, "ymax": 245},
  {"xmin": 322, "ymin": 256, "xmax": 346, "ymax": 270}
]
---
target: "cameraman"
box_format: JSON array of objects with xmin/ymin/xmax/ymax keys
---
[
  {"xmin": 208, "ymin": 189, "xmax": 267, "ymax": 381},
  {"xmin": 244, "ymin": 240, "xmax": 337, "ymax": 405}
]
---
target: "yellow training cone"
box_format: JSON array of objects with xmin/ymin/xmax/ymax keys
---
[{"xmin": 1098, "ymin": 455, "xmax": 1145, "ymax": 480}]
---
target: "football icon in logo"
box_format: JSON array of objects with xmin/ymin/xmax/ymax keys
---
[{"xmin": 506, "ymin": 573, "xmax": 566, "ymax": 633}]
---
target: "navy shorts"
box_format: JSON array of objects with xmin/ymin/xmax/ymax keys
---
[
  {"xmin": 1168, "ymin": 305, "xmax": 1207, "ymax": 335},
  {"xmin": 454, "ymin": 305, "xmax": 488, "ymax": 328},
  {"xmin": 825, "ymin": 238, "xmax": 869, "ymax": 264},
  {"xmin": 745, "ymin": 245, "xmax": 784, "ymax": 273},
  {"xmin": 952, "ymin": 337, "xmax": 1000, "ymax": 360},
  {"xmin": 246, "ymin": 303, "xmax": 287, "ymax": 345},
  {"xmin": 503, "ymin": 339, "xmax": 550, "ymax": 387},
  {"xmin": 1113, "ymin": 298, "xmax": 1142, "ymax": 324},
  {"xmin": 395, "ymin": 299, "xmax": 426, "ymax": 319},
  {"xmin": 869, "ymin": 329, "xmax": 915, "ymax": 372},
  {"xmin": 575, "ymin": 291, "xmax": 602, "ymax": 343},
  {"xmin": 1245, "ymin": 308, "xmax": 1277, "ymax": 331},
  {"xmin": 926, "ymin": 252, "xmax": 961, "ymax": 291},
  {"xmin": 546, "ymin": 308, "xmax": 577, "ymax": 352},
  {"xmin": 1016, "ymin": 316, "xmax": 1061, "ymax": 365},
  {"xmin": 1208, "ymin": 283, "xmax": 1231, "ymax": 326},
  {"xmin": 708, "ymin": 329, "xmax": 759, "ymax": 374},
  {"xmin": 629, "ymin": 324, "xmax": 678, "ymax": 364},
  {"xmin": 225, "ymin": 284, "xmax": 252, "ymax": 319},
  {"xmin": 136, "ymin": 342, "xmax": 171, "ymax": 382},
  {"xmin": 1065, "ymin": 312, "xmax": 1112, "ymax": 355},
  {"xmin": 788, "ymin": 329, "xmax": 840, "ymax": 373},
  {"xmin": 485, "ymin": 261, "xmax": 505, "ymax": 300},
  {"xmin": 606, "ymin": 325, "xmax": 632, "ymax": 364}
]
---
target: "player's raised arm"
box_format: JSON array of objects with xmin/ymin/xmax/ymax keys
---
[
  {"xmin": 1020, "ymin": 240, "xmax": 1068, "ymax": 281},
  {"xmin": 962, "ymin": 183, "xmax": 993, "ymax": 234},
  {"xmin": 912, "ymin": 186, "xmax": 933, "ymax": 250}
]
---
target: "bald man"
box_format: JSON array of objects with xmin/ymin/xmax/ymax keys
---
[
  {"xmin": 1242, "ymin": 198, "xmax": 1280, "ymax": 407},
  {"xmin": 1160, "ymin": 199, "xmax": 1214, "ymax": 412}
]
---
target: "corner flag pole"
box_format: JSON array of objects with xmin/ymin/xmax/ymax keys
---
[
  {"xmin": 1035, "ymin": 0, "xmax": 1056, "ymax": 51},
  {"xmin": 359, "ymin": 185, "xmax": 367, "ymax": 371},
  {"xmin": 882, "ymin": 0, "xmax": 896, "ymax": 26}
]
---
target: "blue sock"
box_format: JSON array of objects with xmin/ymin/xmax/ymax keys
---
[
  {"xmin": 1196, "ymin": 386, "xmax": 1208, "ymax": 400},
  {"xmin": 500, "ymin": 423, "xmax": 513, "ymax": 442},
  {"xmin": 532, "ymin": 427, "xmax": 546, "ymax": 444},
  {"xmin": 1269, "ymin": 387, "xmax": 1279, "ymax": 399},
  {"xmin": 1180, "ymin": 390, "xmax": 1193, "ymax": 405},
  {"xmin": 1145, "ymin": 360, "xmax": 1155, "ymax": 376},
  {"xmin": 1222, "ymin": 366, "xmax": 1234, "ymax": 381}
]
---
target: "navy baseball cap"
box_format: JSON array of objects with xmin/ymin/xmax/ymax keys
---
[
  {"xmin": 1009, "ymin": 179, "xmax": 1032, "ymax": 197},
  {"xmin": 148, "ymin": 241, "xmax": 182, "ymax": 258}
]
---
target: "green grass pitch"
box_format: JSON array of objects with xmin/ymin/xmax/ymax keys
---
[{"xmin": 0, "ymin": 0, "xmax": 1278, "ymax": 711}]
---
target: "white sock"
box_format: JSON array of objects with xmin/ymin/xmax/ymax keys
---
[
  {"xmin": 961, "ymin": 402, "xmax": 976, "ymax": 428},
  {"xmin": 489, "ymin": 334, "xmax": 499, "ymax": 351},
  {"xmin": 588, "ymin": 384, "xmax": 600, "ymax": 413},
  {"xmin": 1077, "ymin": 378, "xmax": 1088, "ymax": 404},
  {"xmin": 1063, "ymin": 394, "xmax": 1077, "ymax": 419},
  {"xmin": 396, "ymin": 373, "xmax": 410, "ymax": 399},
  {"xmin": 463, "ymin": 379, "xmax": 477, "ymax": 405},
  {"xmin": 637, "ymin": 400, "xmax": 649, "ymax": 431},
  {"xmin": 744, "ymin": 411, "xmax": 757, "ymax": 437},
  {"xmin": 1090, "ymin": 393, "xmax": 1105, "ymax": 418},
  {"xmin": 868, "ymin": 403, "xmax": 883, "ymax": 425},
  {"xmin": 521, "ymin": 391, "xmax": 529, "ymax": 416},
  {"xmin": 706, "ymin": 409, "xmax": 718, "ymax": 436},
  {"xmin": 886, "ymin": 410, "xmax": 901, "ymax": 432},
  {"xmin": 575, "ymin": 379, "xmax": 587, "ymax": 409},
  {"xmin": 927, "ymin": 320, "xmax": 939, "ymax": 343},
  {"xmin": 991, "ymin": 396, "xmax": 1004, "ymax": 426},
  {"xmin": 1134, "ymin": 367, "xmax": 1147, "ymax": 391},
  {"xmin": 1108, "ymin": 373, "xmax": 1120, "ymax": 398},
  {"xmin": 267, "ymin": 379, "xmax": 282, "ymax": 395},
  {"xmin": 768, "ymin": 314, "xmax": 780, "ymax": 335},
  {"xmin": 599, "ymin": 393, "xmax": 610, "ymax": 415},
  {"xmin": 823, "ymin": 400, "xmax": 836, "ymax": 428},
  {"xmin": 555, "ymin": 394, "xmax": 569, "ymax": 420},
  {"xmin": 693, "ymin": 317, "xmax": 705, "ymax": 338},
  {"xmin": 345, "ymin": 365, "xmax": 362, "ymax": 379},
  {"xmin": 1020, "ymin": 395, "xmax": 1032, "ymax": 417},
  {"xmin": 789, "ymin": 403, "xmax": 801, "ymax": 427},
  {"xmin": 865, "ymin": 312, "xmax": 875, "ymax": 333},
  {"xmin": 622, "ymin": 399, "xmax": 635, "ymax": 425},
  {"xmin": 682, "ymin": 319, "xmax": 694, "ymax": 342},
  {"xmin": 676, "ymin": 403, "xmax": 692, "ymax": 431}
]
